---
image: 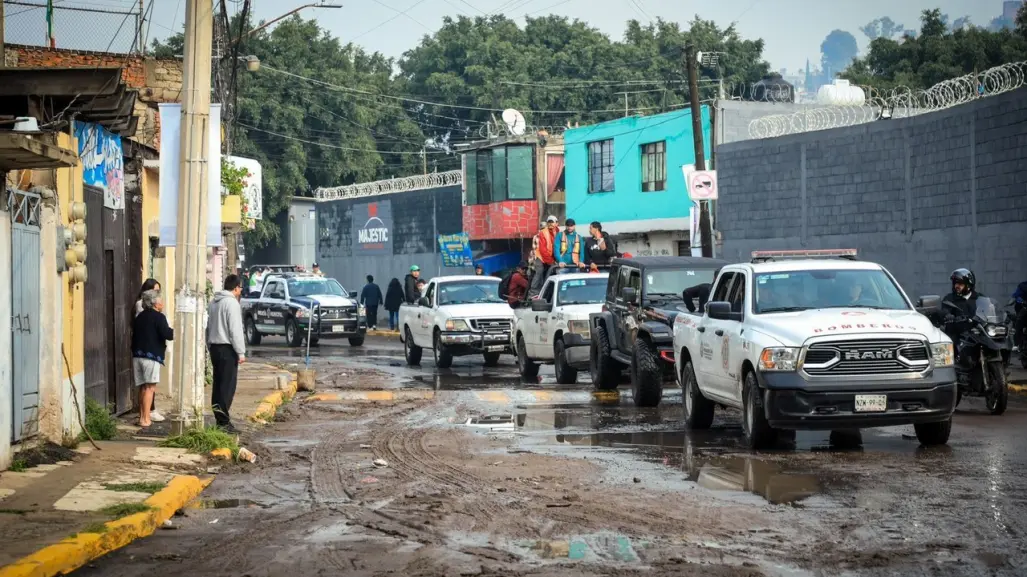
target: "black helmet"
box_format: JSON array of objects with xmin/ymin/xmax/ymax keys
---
[{"xmin": 950, "ymin": 268, "xmax": 975, "ymax": 296}]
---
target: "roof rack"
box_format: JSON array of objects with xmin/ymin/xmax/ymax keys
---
[{"xmin": 750, "ymin": 249, "xmax": 858, "ymax": 264}]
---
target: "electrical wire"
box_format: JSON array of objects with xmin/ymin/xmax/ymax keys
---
[
  {"xmin": 367, "ymin": 0, "xmax": 435, "ymax": 33},
  {"xmin": 351, "ymin": 0, "xmax": 428, "ymax": 42},
  {"xmin": 237, "ymin": 122, "xmax": 451, "ymax": 155}
]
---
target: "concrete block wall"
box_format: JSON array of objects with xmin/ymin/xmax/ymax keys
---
[
  {"xmin": 715, "ymin": 100, "xmax": 822, "ymax": 145},
  {"xmin": 716, "ymin": 87, "xmax": 1027, "ymax": 299}
]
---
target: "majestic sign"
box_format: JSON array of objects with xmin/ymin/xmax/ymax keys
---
[
  {"xmin": 75, "ymin": 122, "xmax": 124, "ymax": 210},
  {"xmin": 351, "ymin": 200, "xmax": 393, "ymax": 255},
  {"xmin": 225, "ymin": 155, "xmax": 263, "ymax": 221}
]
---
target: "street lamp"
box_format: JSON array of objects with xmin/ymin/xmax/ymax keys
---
[{"xmin": 241, "ymin": 55, "xmax": 260, "ymax": 72}]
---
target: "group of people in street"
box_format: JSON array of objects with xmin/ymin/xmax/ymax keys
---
[
  {"xmin": 130, "ymin": 274, "xmax": 248, "ymax": 433},
  {"xmin": 353, "ymin": 269, "xmax": 420, "ymax": 331},
  {"xmin": 527, "ymin": 216, "xmax": 618, "ymax": 297}
]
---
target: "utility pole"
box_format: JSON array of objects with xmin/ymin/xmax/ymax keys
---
[
  {"xmin": 1, "ymin": 0, "xmax": 6, "ymax": 66},
  {"xmin": 171, "ymin": 0, "xmax": 214, "ymax": 435},
  {"xmin": 685, "ymin": 44, "xmax": 713, "ymax": 258},
  {"xmin": 137, "ymin": 0, "xmax": 146, "ymax": 54}
]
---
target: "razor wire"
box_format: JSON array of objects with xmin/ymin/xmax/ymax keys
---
[
  {"xmin": 747, "ymin": 61, "xmax": 1027, "ymax": 139},
  {"xmin": 314, "ymin": 170, "xmax": 463, "ymax": 202}
]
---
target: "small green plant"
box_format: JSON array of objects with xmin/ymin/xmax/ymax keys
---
[
  {"xmin": 61, "ymin": 432, "xmax": 80, "ymax": 450},
  {"xmin": 8, "ymin": 458, "xmax": 28, "ymax": 472},
  {"xmin": 0, "ymin": 508, "xmax": 32, "ymax": 515},
  {"xmin": 81, "ymin": 522, "xmax": 109, "ymax": 534},
  {"xmin": 82, "ymin": 397, "xmax": 117, "ymax": 441},
  {"xmin": 104, "ymin": 482, "xmax": 166, "ymax": 494},
  {"xmin": 160, "ymin": 426, "xmax": 239, "ymax": 457},
  {"xmin": 100, "ymin": 503, "xmax": 152, "ymax": 518}
]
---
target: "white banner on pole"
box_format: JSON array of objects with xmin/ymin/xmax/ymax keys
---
[
  {"xmin": 158, "ymin": 103, "xmax": 223, "ymax": 247},
  {"xmin": 225, "ymin": 155, "xmax": 262, "ymax": 220}
]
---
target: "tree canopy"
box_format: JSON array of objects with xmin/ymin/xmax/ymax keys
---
[
  {"xmin": 843, "ymin": 8, "xmax": 1027, "ymax": 92},
  {"xmin": 820, "ymin": 30, "xmax": 859, "ymax": 76}
]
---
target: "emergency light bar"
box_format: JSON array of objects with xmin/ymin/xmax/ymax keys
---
[{"xmin": 750, "ymin": 249, "xmax": 858, "ymax": 263}]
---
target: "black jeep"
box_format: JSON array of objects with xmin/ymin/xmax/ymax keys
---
[{"xmin": 589, "ymin": 256, "xmax": 728, "ymax": 407}]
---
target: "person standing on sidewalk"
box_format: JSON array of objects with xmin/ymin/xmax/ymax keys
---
[
  {"xmin": 134, "ymin": 278, "xmax": 166, "ymax": 422},
  {"xmin": 360, "ymin": 275, "xmax": 383, "ymax": 330},
  {"xmin": 131, "ymin": 290, "xmax": 173, "ymax": 428},
  {"xmin": 207, "ymin": 274, "xmax": 246, "ymax": 433},
  {"xmin": 385, "ymin": 278, "xmax": 404, "ymax": 331}
]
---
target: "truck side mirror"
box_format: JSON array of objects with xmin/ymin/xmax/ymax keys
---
[
  {"xmin": 916, "ymin": 295, "xmax": 942, "ymax": 316},
  {"xmin": 621, "ymin": 287, "xmax": 638, "ymax": 305},
  {"xmin": 418, "ymin": 297, "xmax": 430, "ymax": 307},
  {"xmin": 707, "ymin": 301, "xmax": 741, "ymax": 321},
  {"xmin": 531, "ymin": 299, "xmax": 550, "ymax": 312}
]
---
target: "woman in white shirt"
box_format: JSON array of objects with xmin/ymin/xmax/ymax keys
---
[{"xmin": 134, "ymin": 278, "xmax": 166, "ymax": 422}]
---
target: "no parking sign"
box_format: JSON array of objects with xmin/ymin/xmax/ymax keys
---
[{"xmin": 686, "ymin": 169, "xmax": 718, "ymax": 201}]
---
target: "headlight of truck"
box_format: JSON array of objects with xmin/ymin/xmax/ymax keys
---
[
  {"xmin": 358, "ymin": 305, "xmax": 366, "ymax": 317},
  {"xmin": 295, "ymin": 309, "xmax": 307, "ymax": 319},
  {"xmin": 930, "ymin": 342, "xmax": 954, "ymax": 367},
  {"xmin": 758, "ymin": 347, "xmax": 800, "ymax": 371},
  {"xmin": 985, "ymin": 325, "xmax": 1007, "ymax": 338},
  {"xmin": 567, "ymin": 320, "xmax": 590, "ymax": 339},
  {"xmin": 445, "ymin": 319, "xmax": 470, "ymax": 331}
]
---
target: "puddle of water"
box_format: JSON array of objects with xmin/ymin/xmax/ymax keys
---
[
  {"xmin": 519, "ymin": 533, "xmax": 646, "ymax": 562},
  {"xmin": 464, "ymin": 414, "xmax": 516, "ymax": 431},
  {"xmin": 188, "ymin": 498, "xmax": 270, "ymax": 510}
]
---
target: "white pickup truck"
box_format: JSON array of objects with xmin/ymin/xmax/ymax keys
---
[
  {"xmin": 672, "ymin": 249, "xmax": 957, "ymax": 450},
  {"xmin": 513, "ymin": 272, "xmax": 609, "ymax": 383},
  {"xmin": 399, "ymin": 275, "xmax": 515, "ymax": 368}
]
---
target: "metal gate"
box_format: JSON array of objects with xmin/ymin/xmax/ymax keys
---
[{"xmin": 8, "ymin": 189, "xmax": 41, "ymax": 441}]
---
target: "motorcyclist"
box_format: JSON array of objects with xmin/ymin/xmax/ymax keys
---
[
  {"xmin": 940, "ymin": 268, "xmax": 984, "ymax": 359},
  {"xmin": 1012, "ymin": 281, "xmax": 1027, "ymax": 350}
]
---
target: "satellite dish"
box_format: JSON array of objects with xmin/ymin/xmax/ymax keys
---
[{"xmin": 501, "ymin": 108, "xmax": 527, "ymax": 136}]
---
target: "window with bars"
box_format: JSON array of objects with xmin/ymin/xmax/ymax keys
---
[
  {"xmin": 641, "ymin": 141, "xmax": 666, "ymax": 192},
  {"xmin": 587, "ymin": 139, "xmax": 614, "ymax": 193}
]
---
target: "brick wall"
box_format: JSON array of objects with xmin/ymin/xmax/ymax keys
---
[
  {"xmin": 463, "ymin": 200, "xmax": 540, "ymax": 240},
  {"xmin": 715, "ymin": 87, "xmax": 1027, "ymax": 298},
  {"xmin": 6, "ymin": 45, "xmax": 183, "ymax": 149}
]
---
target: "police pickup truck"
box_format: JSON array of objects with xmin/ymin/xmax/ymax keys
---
[
  {"xmin": 399, "ymin": 275, "xmax": 515, "ymax": 368},
  {"xmin": 672, "ymin": 249, "xmax": 957, "ymax": 449},
  {"xmin": 513, "ymin": 272, "xmax": 608, "ymax": 383},
  {"xmin": 241, "ymin": 273, "xmax": 367, "ymax": 347}
]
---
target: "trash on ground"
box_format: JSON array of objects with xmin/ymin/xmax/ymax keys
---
[
  {"xmin": 238, "ymin": 448, "xmax": 257, "ymax": 463},
  {"xmin": 360, "ymin": 476, "xmax": 379, "ymax": 484},
  {"xmin": 373, "ymin": 458, "xmax": 388, "ymax": 467}
]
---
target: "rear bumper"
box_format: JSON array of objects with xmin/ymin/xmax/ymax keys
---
[{"xmin": 759, "ymin": 369, "xmax": 958, "ymax": 430}]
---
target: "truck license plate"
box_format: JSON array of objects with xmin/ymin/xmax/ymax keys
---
[
  {"xmin": 331, "ymin": 325, "xmax": 345, "ymax": 333},
  {"xmin": 486, "ymin": 345, "xmax": 505, "ymax": 352},
  {"xmin": 854, "ymin": 394, "xmax": 887, "ymax": 413}
]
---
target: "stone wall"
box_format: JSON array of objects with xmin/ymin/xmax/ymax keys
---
[
  {"xmin": 715, "ymin": 87, "xmax": 1027, "ymax": 298},
  {"xmin": 6, "ymin": 45, "xmax": 183, "ymax": 149}
]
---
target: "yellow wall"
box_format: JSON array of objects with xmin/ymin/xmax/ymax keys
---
[
  {"xmin": 56, "ymin": 131, "xmax": 85, "ymax": 430},
  {"xmin": 141, "ymin": 166, "xmax": 176, "ymax": 397}
]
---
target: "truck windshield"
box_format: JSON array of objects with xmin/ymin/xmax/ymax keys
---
[
  {"xmin": 287, "ymin": 278, "xmax": 348, "ymax": 297},
  {"xmin": 557, "ymin": 278, "xmax": 607, "ymax": 306},
  {"xmin": 646, "ymin": 268, "xmax": 717, "ymax": 298},
  {"xmin": 753, "ymin": 269, "xmax": 909, "ymax": 313},
  {"xmin": 438, "ymin": 280, "xmax": 503, "ymax": 305}
]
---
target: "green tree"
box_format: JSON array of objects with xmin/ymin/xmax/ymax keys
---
[
  {"xmin": 861, "ymin": 17, "xmax": 908, "ymax": 41},
  {"xmin": 820, "ymin": 30, "xmax": 860, "ymax": 78},
  {"xmin": 843, "ymin": 9, "xmax": 1027, "ymax": 92}
]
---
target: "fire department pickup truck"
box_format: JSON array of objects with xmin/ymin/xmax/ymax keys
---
[
  {"xmin": 513, "ymin": 272, "xmax": 609, "ymax": 383},
  {"xmin": 399, "ymin": 275, "xmax": 515, "ymax": 368},
  {"xmin": 672, "ymin": 249, "xmax": 957, "ymax": 449}
]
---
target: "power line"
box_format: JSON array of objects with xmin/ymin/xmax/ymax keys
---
[
  {"xmin": 237, "ymin": 122, "xmax": 451, "ymax": 155},
  {"xmin": 367, "ymin": 0, "xmax": 435, "ymax": 34},
  {"xmin": 351, "ymin": 0, "xmax": 428, "ymax": 42}
]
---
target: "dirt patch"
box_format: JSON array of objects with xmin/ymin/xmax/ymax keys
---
[{"xmin": 13, "ymin": 443, "xmax": 79, "ymax": 468}]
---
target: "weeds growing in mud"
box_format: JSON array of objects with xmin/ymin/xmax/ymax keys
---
[
  {"xmin": 104, "ymin": 482, "xmax": 166, "ymax": 494},
  {"xmin": 100, "ymin": 503, "xmax": 153, "ymax": 518},
  {"xmin": 81, "ymin": 522, "xmax": 110, "ymax": 534},
  {"xmin": 61, "ymin": 433, "xmax": 80, "ymax": 450},
  {"xmin": 82, "ymin": 398, "xmax": 118, "ymax": 441},
  {"xmin": 160, "ymin": 426, "xmax": 239, "ymax": 458},
  {"xmin": 8, "ymin": 458, "xmax": 27, "ymax": 472}
]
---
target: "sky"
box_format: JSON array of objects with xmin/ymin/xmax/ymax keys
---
[{"xmin": 3, "ymin": 0, "xmax": 1014, "ymax": 72}]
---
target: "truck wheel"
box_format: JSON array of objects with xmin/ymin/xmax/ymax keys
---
[
  {"xmin": 349, "ymin": 337, "xmax": 365, "ymax": 347},
  {"xmin": 590, "ymin": 324, "xmax": 620, "ymax": 391},
  {"xmin": 554, "ymin": 339, "xmax": 578, "ymax": 385},
  {"xmin": 483, "ymin": 351, "xmax": 501, "ymax": 366},
  {"xmin": 245, "ymin": 317, "xmax": 262, "ymax": 346},
  {"xmin": 742, "ymin": 370, "xmax": 778, "ymax": 450},
  {"xmin": 285, "ymin": 319, "xmax": 304, "ymax": 347},
  {"xmin": 310, "ymin": 336, "xmax": 320, "ymax": 346},
  {"xmin": 630, "ymin": 338, "xmax": 663, "ymax": 407},
  {"xmin": 404, "ymin": 327, "xmax": 422, "ymax": 365},
  {"xmin": 517, "ymin": 335, "xmax": 539, "ymax": 380},
  {"xmin": 913, "ymin": 418, "xmax": 952, "ymax": 446},
  {"xmin": 433, "ymin": 331, "xmax": 453, "ymax": 369},
  {"xmin": 985, "ymin": 360, "xmax": 1008, "ymax": 415},
  {"xmin": 681, "ymin": 360, "xmax": 714, "ymax": 429}
]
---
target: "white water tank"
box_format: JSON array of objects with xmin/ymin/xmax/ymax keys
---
[{"xmin": 816, "ymin": 79, "xmax": 866, "ymax": 106}]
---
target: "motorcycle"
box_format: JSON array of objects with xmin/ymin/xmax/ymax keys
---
[{"xmin": 942, "ymin": 297, "xmax": 1009, "ymax": 415}]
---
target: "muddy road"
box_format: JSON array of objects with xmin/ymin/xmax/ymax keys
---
[{"xmin": 76, "ymin": 336, "xmax": 1027, "ymax": 577}]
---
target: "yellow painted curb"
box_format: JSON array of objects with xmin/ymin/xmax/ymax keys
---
[
  {"xmin": 0, "ymin": 475, "xmax": 212, "ymax": 577},
  {"xmin": 305, "ymin": 390, "xmax": 435, "ymax": 402},
  {"xmin": 247, "ymin": 375, "xmax": 298, "ymax": 424},
  {"xmin": 1010, "ymin": 383, "xmax": 1027, "ymax": 395}
]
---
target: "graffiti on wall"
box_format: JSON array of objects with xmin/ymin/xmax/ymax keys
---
[{"xmin": 75, "ymin": 122, "xmax": 124, "ymax": 210}]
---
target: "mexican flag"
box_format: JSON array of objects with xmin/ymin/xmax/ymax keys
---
[{"xmin": 46, "ymin": 0, "xmax": 55, "ymax": 48}]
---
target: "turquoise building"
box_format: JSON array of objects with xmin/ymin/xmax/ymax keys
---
[{"xmin": 563, "ymin": 106, "xmax": 712, "ymax": 257}]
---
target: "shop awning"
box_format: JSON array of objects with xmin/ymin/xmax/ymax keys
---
[
  {"xmin": 0, "ymin": 132, "xmax": 77, "ymax": 170},
  {"xmin": 473, "ymin": 251, "xmax": 522, "ymax": 276}
]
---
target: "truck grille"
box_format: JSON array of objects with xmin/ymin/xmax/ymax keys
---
[
  {"xmin": 803, "ymin": 339, "xmax": 930, "ymax": 376},
  {"xmin": 470, "ymin": 318, "xmax": 512, "ymax": 332},
  {"xmin": 318, "ymin": 307, "xmax": 356, "ymax": 320}
]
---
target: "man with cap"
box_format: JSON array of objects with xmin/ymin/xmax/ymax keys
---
[
  {"xmin": 311, "ymin": 262, "xmax": 324, "ymax": 277},
  {"xmin": 404, "ymin": 265, "xmax": 422, "ymax": 303},
  {"xmin": 554, "ymin": 218, "xmax": 586, "ymax": 273},
  {"xmin": 530, "ymin": 215, "xmax": 559, "ymax": 296},
  {"xmin": 474, "ymin": 263, "xmax": 485, "ymax": 276}
]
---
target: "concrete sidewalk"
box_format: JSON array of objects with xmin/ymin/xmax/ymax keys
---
[{"xmin": 0, "ymin": 362, "xmax": 294, "ymax": 577}]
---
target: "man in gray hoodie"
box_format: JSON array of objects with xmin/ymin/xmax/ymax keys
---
[{"xmin": 207, "ymin": 274, "xmax": 246, "ymax": 432}]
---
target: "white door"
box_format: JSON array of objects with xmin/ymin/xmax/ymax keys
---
[
  {"xmin": 528, "ymin": 280, "xmax": 556, "ymax": 358},
  {"xmin": 697, "ymin": 272, "xmax": 736, "ymax": 402},
  {"xmin": 414, "ymin": 281, "xmax": 437, "ymax": 346}
]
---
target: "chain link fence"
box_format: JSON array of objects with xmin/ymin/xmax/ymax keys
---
[{"xmin": 3, "ymin": 1, "xmax": 143, "ymax": 54}]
